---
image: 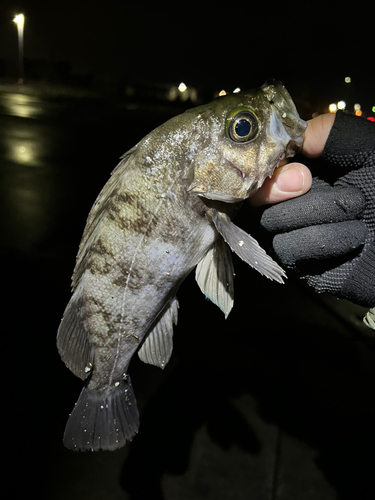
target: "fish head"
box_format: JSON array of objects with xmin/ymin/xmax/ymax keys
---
[{"xmin": 187, "ymin": 81, "xmax": 307, "ymax": 203}]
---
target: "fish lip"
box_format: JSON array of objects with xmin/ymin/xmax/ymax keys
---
[{"xmin": 198, "ymin": 192, "xmax": 245, "ymax": 203}]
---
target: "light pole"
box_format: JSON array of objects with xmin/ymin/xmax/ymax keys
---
[{"xmin": 13, "ymin": 14, "xmax": 25, "ymax": 83}]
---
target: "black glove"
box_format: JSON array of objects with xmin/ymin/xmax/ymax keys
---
[{"xmin": 260, "ymin": 111, "xmax": 375, "ymax": 307}]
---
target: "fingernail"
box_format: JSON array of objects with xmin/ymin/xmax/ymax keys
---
[{"xmin": 276, "ymin": 167, "xmax": 304, "ymax": 193}]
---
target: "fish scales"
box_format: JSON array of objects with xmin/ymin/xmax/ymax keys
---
[{"xmin": 57, "ymin": 81, "xmax": 306, "ymax": 451}]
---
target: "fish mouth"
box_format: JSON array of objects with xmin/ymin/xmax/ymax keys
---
[
  {"xmin": 187, "ymin": 158, "xmax": 252, "ymax": 203},
  {"xmin": 225, "ymin": 158, "xmax": 275, "ymax": 198},
  {"xmin": 187, "ymin": 182, "xmax": 245, "ymax": 203}
]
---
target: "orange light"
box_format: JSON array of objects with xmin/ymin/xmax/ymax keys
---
[
  {"xmin": 355, "ymin": 110, "xmax": 362, "ymax": 116},
  {"xmin": 329, "ymin": 103, "xmax": 337, "ymax": 113}
]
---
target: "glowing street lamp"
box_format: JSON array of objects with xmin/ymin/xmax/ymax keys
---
[{"xmin": 13, "ymin": 14, "xmax": 25, "ymax": 83}]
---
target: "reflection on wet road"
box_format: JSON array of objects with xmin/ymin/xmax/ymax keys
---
[
  {"xmin": 0, "ymin": 92, "xmax": 61, "ymax": 166},
  {"xmin": 0, "ymin": 92, "xmax": 70, "ymax": 252},
  {"xmin": 1, "ymin": 92, "xmax": 55, "ymax": 119},
  {"xmin": 0, "ymin": 89, "xmax": 178, "ymax": 254}
]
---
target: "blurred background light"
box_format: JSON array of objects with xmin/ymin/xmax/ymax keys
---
[
  {"xmin": 218, "ymin": 90, "xmax": 226, "ymax": 96},
  {"xmin": 329, "ymin": 103, "xmax": 337, "ymax": 113},
  {"xmin": 178, "ymin": 82, "xmax": 187, "ymax": 92},
  {"xmin": 233, "ymin": 88, "xmax": 241, "ymax": 93},
  {"xmin": 168, "ymin": 86, "xmax": 177, "ymax": 101},
  {"xmin": 337, "ymin": 101, "xmax": 346, "ymax": 110},
  {"xmin": 345, "ymin": 76, "xmax": 351, "ymax": 83},
  {"xmin": 354, "ymin": 103, "xmax": 362, "ymax": 116}
]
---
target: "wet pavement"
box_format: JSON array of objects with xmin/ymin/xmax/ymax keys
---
[{"xmin": 2, "ymin": 85, "xmax": 375, "ymax": 499}]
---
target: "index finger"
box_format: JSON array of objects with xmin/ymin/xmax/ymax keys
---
[{"xmin": 302, "ymin": 113, "xmax": 335, "ymax": 158}]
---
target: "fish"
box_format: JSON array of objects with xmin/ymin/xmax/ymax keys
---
[{"xmin": 57, "ymin": 81, "xmax": 306, "ymax": 451}]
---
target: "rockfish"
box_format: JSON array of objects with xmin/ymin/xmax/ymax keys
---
[{"xmin": 57, "ymin": 81, "xmax": 306, "ymax": 451}]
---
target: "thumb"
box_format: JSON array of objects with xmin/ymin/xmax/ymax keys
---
[{"xmin": 249, "ymin": 163, "xmax": 312, "ymax": 206}]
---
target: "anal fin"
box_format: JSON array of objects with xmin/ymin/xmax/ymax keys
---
[
  {"xmin": 212, "ymin": 209, "xmax": 286, "ymax": 283},
  {"xmin": 138, "ymin": 297, "xmax": 179, "ymax": 369},
  {"xmin": 195, "ymin": 238, "xmax": 234, "ymax": 318}
]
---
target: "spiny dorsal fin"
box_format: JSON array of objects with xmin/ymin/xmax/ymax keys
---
[
  {"xmin": 73, "ymin": 146, "xmax": 138, "ymax": 289},
  {"xmin": 195, "ymin": 238, "xmax": 234, "ymax": 318}
]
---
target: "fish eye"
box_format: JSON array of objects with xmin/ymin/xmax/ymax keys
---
[{"xmin": 226, "ymin": 108, "xmax": 260, "ymax": 143}]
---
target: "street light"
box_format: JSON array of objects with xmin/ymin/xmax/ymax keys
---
[{"xmin": 13, "ymin": 14, "xmax": 25, "ymax": 83}]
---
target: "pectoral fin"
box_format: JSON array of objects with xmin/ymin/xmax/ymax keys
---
[
  {"xmin": 138, "ymin": 298, "xmax": 179, "ymax": 369},
  {"xmin": 195, "ymin": 238, "xmax": 234, "ymax": 318},
  {"xmin": 212, "ymin": 209, "xmax": 286, "ymax": 283}
]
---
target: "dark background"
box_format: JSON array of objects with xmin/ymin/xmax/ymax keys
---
[
  {"xmin": 1, "ymin": 1, "xmax": 375, "ymax": 499},
  {"xmin": 0, "ymin": 1, "xmax": 374, "ymax": 115}
]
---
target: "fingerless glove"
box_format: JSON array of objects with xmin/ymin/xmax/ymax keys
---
[{"xmin": 261, "ymin": 111, "xmax": 375, "ymax": 307}]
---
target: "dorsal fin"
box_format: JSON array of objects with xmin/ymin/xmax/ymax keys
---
[{"xmin": 72, "ymin": 146, "xmax": 138, "ymax": 289}]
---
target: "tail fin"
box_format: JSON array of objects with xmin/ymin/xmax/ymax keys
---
[{"xmin": 63, "ymin": 376, "xmax": 139, "ymax": 451}]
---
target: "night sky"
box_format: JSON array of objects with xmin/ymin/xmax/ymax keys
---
[{"xmin": 1, "ymin": 0, "xmax": 373, "ymax": 93}]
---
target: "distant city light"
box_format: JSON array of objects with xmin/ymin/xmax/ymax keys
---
[
  {"xmin": 233, "ymin": 88, "xmax": 241, "ymax": 93},
  {"xmin": 345, "ymin": 76, "xmax": 351, "ymax": 83},
  {"xmin": 372, "ymin": 106, "xmax": 375, "ymax": 113},
  {"xmin": 329, "ymin": 103, "xmax": 337, "ymax": 113},
  {"xmin": 367, "ymin": 117, "xmax": 375, "ymax": 122},
  {"xmin": 337, "ymin": 101, "xmax": 346, "ymax": 110},
  {"xmin": 178, "ymin": 82, "xmax": 187, "ymax": 92},
  {"xmin": 354, "ymin": 104, "xmax": 362, "ymax": 116},
  {"xmin": 218, "ymin": 90, "xmax": 227, "ymax": 96}
]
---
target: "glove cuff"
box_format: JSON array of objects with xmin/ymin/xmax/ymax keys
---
[{"xmin": 323, "ymin": 111, "xmax": 375, "ymax": 168}]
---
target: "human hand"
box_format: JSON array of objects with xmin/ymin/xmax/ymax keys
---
[{"xmin": 253, "ymin": 112, "xmax": 375, "ymax": 307}]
